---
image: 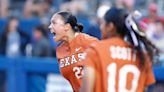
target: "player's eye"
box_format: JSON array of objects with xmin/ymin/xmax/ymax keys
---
[{"xmin": 52, "ymin": 21, "xmax": 56, "ymax": 24}]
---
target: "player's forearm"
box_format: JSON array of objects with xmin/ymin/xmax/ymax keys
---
[{"xmin": 80, "ymin": 67, "xmax": 95, "ymax": 92}]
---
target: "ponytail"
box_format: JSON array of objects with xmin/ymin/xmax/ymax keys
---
[
  {"xmin": 75, "ymin": 23, "xmax": 83, "ymax": 32},
  {"xmin": 125, "ymin": 14, "xmax": 159, "ymax": 68}
]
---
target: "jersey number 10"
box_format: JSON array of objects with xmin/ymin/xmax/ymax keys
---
[{"xmin": 107, "ymin": 63, "xmax": 140, "ymax": 92}]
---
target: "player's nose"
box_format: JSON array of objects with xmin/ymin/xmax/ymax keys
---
[{"xmin": 48, "ymin": 24, "xmax": 52, "ymax": 29}]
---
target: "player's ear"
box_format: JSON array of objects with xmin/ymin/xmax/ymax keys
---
[
  {"xmin": 106, "ymin": 22, "xmax": 114, "ymax": 32},
  {"xmin": 64, "ymin": 23, "xmax": 71, "ymax": 32}
]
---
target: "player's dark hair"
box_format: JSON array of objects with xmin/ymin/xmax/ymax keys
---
[
  {"xmin": 57, "ymin": 11, "xmax": 83, "ymax": 32},
  {"xmin": 104, "ymin": 7, "xmax": 159, "ymax": 68}
]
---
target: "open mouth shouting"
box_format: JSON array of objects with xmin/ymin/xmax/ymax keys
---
[
  {"xmin": 52, "ymin": 32, "xmax": 56, "ymax": 37},
  {"xmin": 50, "ymin": 30, "xmax": 56, "ymax": 39}
]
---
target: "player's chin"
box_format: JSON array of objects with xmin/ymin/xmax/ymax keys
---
[
  {"xmin": 53, "ymin": 36, "xmax": 61, "ymax": 42},
  {"xmin": 53, "ymin": 36, "xmax": 58, "ymax": 42}
]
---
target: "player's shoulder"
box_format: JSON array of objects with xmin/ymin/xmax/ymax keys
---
[
  {"xmin": 90, "ymin": 37, "xmax": 127, "ymax": 49},
  {"xmin": 92, "ymin": 37, "xmax": 122, "ymax": 46},
  {"xmin": 79, "ymin": 33, "xmax": 98, "ymax": 41},
  {"xmin": 75, "ymin": 33, "xmax": 98, "ymax": 48}
]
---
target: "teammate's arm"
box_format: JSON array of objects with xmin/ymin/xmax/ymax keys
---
[
  {"xmin": 80, "ymin": 46, "xmax": 98, "ymax": 92},
  {"xmin": 80, "ymin": 66, "xmax": 95, "ymax": 92}
]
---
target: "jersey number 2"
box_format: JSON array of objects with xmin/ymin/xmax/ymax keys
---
[
  {"xmin": 73, "ymin": 66, "xmax": 83, "ymax": 79},
  {"xmin": 107, "ymin": 63, "xmax": 140, "ymax": 92}
]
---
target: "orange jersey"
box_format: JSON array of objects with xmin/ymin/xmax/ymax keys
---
[
  {"xmin": 84, "ymin": 37, "xmax": 155, "ymax": 92},
  {"xmin": 56, "ymin": 33, "xmax": 98, "ymax": 92}
]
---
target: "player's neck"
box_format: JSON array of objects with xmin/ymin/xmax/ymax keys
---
[
  {"xmin": 63, "ymin": 30, "xmax": 76, "ymax": 43},
  {"xmin": 109, "ymin": 34, "xmax": 123, "ymax": 39}
]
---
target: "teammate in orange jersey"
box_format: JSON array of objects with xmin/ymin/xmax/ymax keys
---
[
  {"xmin": 80, "ymin": 7, "xmax": 159, "ymax": 92},
  {"xmin": 48, "ymin": 11, "xmax": 98, "ymax": 92}
]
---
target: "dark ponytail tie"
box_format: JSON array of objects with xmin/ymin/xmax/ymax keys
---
[
  {"xmin": 73, "ymin": 23, "xmax": 83, "ymax": 32},
  {"xmin": 74, "ymin": 25, "xmax": 79, "ymax": 32},
  {"xmin": 76, "ymin": 23, "xmax": 83, "ymax": 32}
]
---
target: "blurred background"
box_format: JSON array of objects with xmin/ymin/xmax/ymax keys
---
[{"xmin": 0, "ymin": 0, "xmax": 164, "ymax": 92}]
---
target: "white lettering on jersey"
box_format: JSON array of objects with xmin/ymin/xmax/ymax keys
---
[
  {"xmin": 110, "ymin": 46, "xmax": 136, "ymax": 61},
  {"xmin": 59, "ymin": 53, "xmax": 85, "ymax": 67},
  {"xmin": 78, "ymin": 52, "xmax": 86, "ymax": 61},
  {"xmin": 71, "ymin": 55, "xmax": 78, "ymax": 64},
  {"xmin": 65, "ymin": 57, "xmax": 70, "ymax": 66},
  {"xmin": 59, "ymin": 59, "xmax": 65, "ymax": 67}
]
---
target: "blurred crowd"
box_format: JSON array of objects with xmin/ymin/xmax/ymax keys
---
[
  {"xmin": 0, "ymin": 0, "xmax": 164, "ymax": 59},
  {"xmin": 0, "ymin": 0, "xmax": 164, "ymax": 92}
]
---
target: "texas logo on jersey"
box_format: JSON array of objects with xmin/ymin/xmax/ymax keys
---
[{"xmin": 59, "ymin": 52, "xmax": 86, "ymax": 68}]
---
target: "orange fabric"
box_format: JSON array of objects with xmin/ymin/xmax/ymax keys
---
[
  {"xmin": 84, "ymin": 37, "xmax": 155, "ymax": 92},
  {"xmin": 56, "ymin": 33, "xmax": 98, "ymax": 92}
]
